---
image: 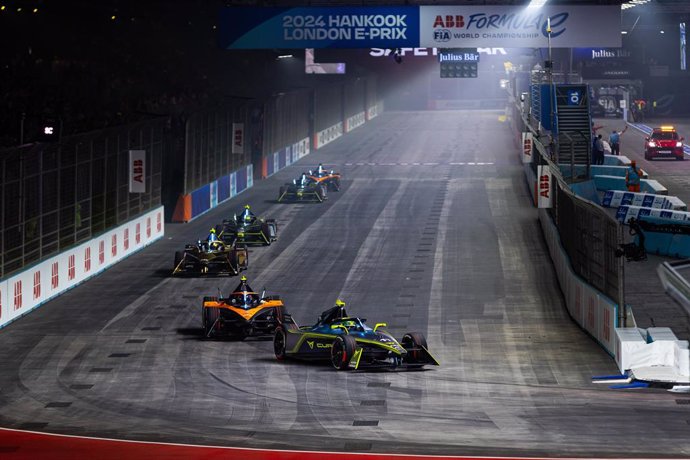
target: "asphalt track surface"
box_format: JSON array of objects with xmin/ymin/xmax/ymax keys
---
[{"xmin": 1, "ymin": 111, "xmax": 689, "ymax": 458}]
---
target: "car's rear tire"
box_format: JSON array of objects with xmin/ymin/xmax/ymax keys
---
[
  {"xmin": 274, "ymin": 326, "xmax": 287, "ymax": 361},
  {"xmin": 401, "ymin": 332, "xmax": 428, "ymax": 363},
  {"xmin": 331, "ymin": 335, "xmax": 356, "ymax": 370},
  {"xmin": 203, "ymin": 306, "xmax": 220, "ymax": 338}
]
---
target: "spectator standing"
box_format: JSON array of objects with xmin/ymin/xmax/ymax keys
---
[
  {"xmin": 626, "ymin": 160, "xmax": 642, "ymax": 192},
  {"xmin": 592, "ymin": 134, "xmax": 605, "ymax": 165},
  {"xmin": 608, "ymin": 126, "xmax": 628, "ymax": 156}
]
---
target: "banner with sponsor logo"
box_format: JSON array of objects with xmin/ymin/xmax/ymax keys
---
[
  {"xmin": 128, "ymin": 150, "xmax": 146, "ymax": 193},
  {"xmin": 219, "ymin": 7, "xmax": 419, "ymax": 49},
  {"xmin": 232, "ymin": 123, "xmax": 244, "ymax": 154},
  {"xmin": 537, "ymin": 164, "xmax": 553, "ymax": 208},
  {"xmin": 419, "ymin": 6, "xmax": 620, "ymax": 48},
  {"xmin": 219, "ymin": 6, "xmax": 620, "ymax": 49},
  {"xmin": 522, "ymin": 132, "xmax": 533, "ymax": 164}
]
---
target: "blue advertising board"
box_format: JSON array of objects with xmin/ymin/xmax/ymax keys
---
[{"xmin": 219, "ymin": 7, "xmax": 420, "ymax": 49}]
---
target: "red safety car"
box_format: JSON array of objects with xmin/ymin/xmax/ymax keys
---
[{"xmin": 644, "ymin": 126, "xmax": 685, "ymax": 161}]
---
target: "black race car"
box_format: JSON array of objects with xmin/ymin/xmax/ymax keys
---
[
  {"xmin": 202, "ymin": 276, "xmax": 287, "ymax": 339},
  {"xmin": 278, "ymin": 173, "xmax": 326, "ymax": 203},
  {"xmin": 172, "ymin": 240, "xmax": 248, "ymax": 276},
  {"xmin": 273, "ymin": 302, "xmax": 439, "ymax": 370},
  {"xmin": 217, "ymin": 205, "xmax": 277, "ymax": 246}
]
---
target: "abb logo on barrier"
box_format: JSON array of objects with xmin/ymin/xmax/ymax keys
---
[
  {"xmin": 146, "ymin": 218, "xmax": 151, "ymax": 238},
  {"xmin": 51, "ymin": 262, "xmax": 59, "ymax": 289},
  {"xmin": 99, "ymin": 241, "xmax": 105, "ymax": 265},
  {"xmin": 14, "ymin": 281, "xmax": 22, "ymax": 310},
  {"xmin": 68, "ymin": 255, "xmax": 75, "ymax": 281},
  {"xmin": 587, "ymin": 298, "xmax": 595, "ymax": 329},
  {"xmin": 157, "ymin": 213, "xmax": 162, "ymax": 233},
  {"xmin": 603, "ymin": 309, "xmax": 610, "ymax": 342},
  {"xmin": 523, "ymin": 137, "xmax": 532, "ymax": 157},
  {"xmin": 111, "ymin": 235, "xmax": 117, "ymax": 257},
  {"xmin": 124, "ymin": 228, "xmax": 130, "ymax": 251},
  {"xmin": 136, "ymin": 223, "xmax": 141, "ymax": 244},
  {"xmin": 539, "ymin": 174, "xmax": 550, "ymax": 199},
  {"xmin": 33, "ymin": 271, "xmax": 41, "ymax": 300},
  {"xmin": 84, "ymin": 247, "xmax": 91, "ymax": 273}
]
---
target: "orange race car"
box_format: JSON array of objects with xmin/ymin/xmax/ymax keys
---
[
  {"xmin": 308, "ymin": 163, "xmax": 341, "ymax": 191},
  {"xmin": 202, "ymin": 276, "xmax": 287, "ymax": 339}
]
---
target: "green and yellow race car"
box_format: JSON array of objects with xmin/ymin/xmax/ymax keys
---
[{"xmin": 273, "ymin": 300, "xmax": 439, "ymax": 370}]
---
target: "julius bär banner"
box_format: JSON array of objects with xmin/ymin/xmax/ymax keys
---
[
  {"xmin": 419, "ymin": 5, "xmax": 621, "ymax": 48},
  {"xmin": 219, "ymin": 7, "xmax": 419, "ymax": 49}
]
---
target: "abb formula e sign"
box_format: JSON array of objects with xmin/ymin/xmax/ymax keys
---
[
  {"xmin": 219, "ymin": 5, "xmax": 620, "ymax": 49},
  {"xmin": 0, "ymin": 207, "xmax": 164, "ymax": 330},
  {"xmin": 419, "ymin": 6, "xmax": 620, "ymax": 48}
]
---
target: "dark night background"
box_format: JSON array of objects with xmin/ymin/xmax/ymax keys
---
[{"xmin": 2, "ymin": 0, "xmax": 690, "ymax": 147}]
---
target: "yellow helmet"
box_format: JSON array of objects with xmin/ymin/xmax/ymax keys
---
[
  {"xmin": 209, "ymin": 228, "xmax": 216, "ymax": 234},
  {"xmin": 241, "ymin": 275, "xmax": 247, "ymax": 281},
  {"xmin": 244, "ymin": 204, "xmax": 251, "ymax": 209},
  {"xmin": 335, "ymin": 299, "xmax": 346, "ymax": 307}
]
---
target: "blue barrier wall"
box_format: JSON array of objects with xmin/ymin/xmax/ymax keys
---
[{"xmin": 187, "ymin": 164, "xmax": 254, "ymax": 221}]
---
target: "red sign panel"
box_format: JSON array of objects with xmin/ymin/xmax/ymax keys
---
[
  {"xmin": 33, "ymin": 271, "xmax": 41, "ymax": 300},
  {"xmin": 68, "ymin": 255, "xmax": 76, "ymax": 280},
  {"xmin": 14, "ymin": 281, "xmax": 22, "ymax": 310},
  {"xmin": 51, "ymin": 262, "xmax": 59, "ymax": 289},
  {"xmin": 85, "ymin": 247, "xmax": 91, "ymax": 273}
]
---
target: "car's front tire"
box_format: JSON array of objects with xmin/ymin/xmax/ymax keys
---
[
  {"xmin": 274, "ymin": 326, "xmax": 287, "ymax": 361},
  {"xmin": 401, "ymin": 332, "xmax": 428, "ymax": 363},
  {"xmin": 203, "ymin": 306, "xmax": 220, "ymax": 339},
  {"xmin": 331, "ymin": 335, "xmax": 356, "ymax": 370}
]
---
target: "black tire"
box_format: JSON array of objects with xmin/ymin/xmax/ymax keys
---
[
  {"xmin": 203, "ymin": 307, "xmax": 220, "ymax": 338},
  {"xmin": 331, "ymin": 335, "xmax": 356, "ymax": 370},
  {"xmin": 274, "ymin": 326, "xmax": 287, "ymax": 361},
  {"xmin": 173, "ymin": 251, "xmax": 184, "ymax": 272},
  {"xmin": 401, "ymin": 332, "xmax": 428, "ymax": 363}
]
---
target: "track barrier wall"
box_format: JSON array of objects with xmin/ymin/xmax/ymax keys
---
[
  {"xmin": 0, "ymin": 206, "xmax": 164, "ymax": 330},
  {"xmin": 539, "ymin": 208, "xmax": 618, "ymax": 355},
  {"xmin": 172, "ymin": 165, "xmax": 253, "ymax": 223},
  {"xmin": 262, "ymin": 138, "xmax": 310, "ymax": 179}
]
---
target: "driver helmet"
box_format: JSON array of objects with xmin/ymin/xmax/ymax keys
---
[{"xmin": 335, "ymin": 299, "xmax": 346, "ymax": 307}]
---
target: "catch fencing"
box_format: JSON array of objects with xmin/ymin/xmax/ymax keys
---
[{"xmin": 0, "ymin": 119, "xmax": 165, "ymax": 280}]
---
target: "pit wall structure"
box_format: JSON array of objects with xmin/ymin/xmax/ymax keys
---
[
  {"xmin": 515, "ymin": 103, "xmax": 690, "ymax": 382},
  {"xmin": 0, "ymin": 207, "xmax": 164, "ymax": 330}
]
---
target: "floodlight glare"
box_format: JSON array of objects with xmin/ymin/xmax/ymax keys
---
[{"xmin": 527, "ymin": 0, "xmax": 548, "ymax": 8}]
